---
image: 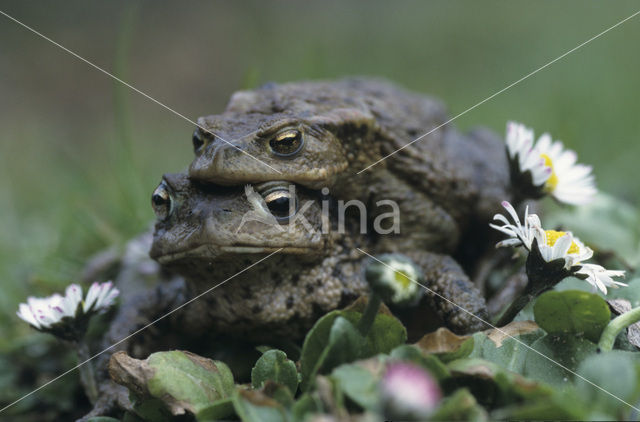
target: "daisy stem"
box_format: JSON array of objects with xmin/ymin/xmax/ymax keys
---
[
  {"xmin": 496, "ymin": 239, "xmax": 573, "ymax": 326},
  {"xmin": 495, "ymin": 293, "xmax": 535, "ymax": 327},
  {"xmin": 598, "ymin": 306, "xmax": 640, "ymax": 352},
  {"xmin": 357, "ymin": 293, "xmax": 382, "ymax": 336},
  {"xmin": 76, "ymin": 339, "xmax": 98, "ymax": 404}
]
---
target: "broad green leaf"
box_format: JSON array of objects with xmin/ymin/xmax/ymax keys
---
[
  {"xmin": 533, "ymin": 290, "xmax": 610, "ymax": 342},
  {"xmin": 291, "ymin": 393, "xmax": 323, "ymax": 421},
  {"xmin": 195, "ymin": 397, "xmax": 235, "ymax": 422},
  {"xmin": 343, "ymin": 311, "xmax": 406, "ymax": 356},
  {"xmin": 146, "ymin": 351, "xmax": 235, "ymax": 414},
  {"xmin": 130, "ymin": 396, "xmax": 173, "ymax": 422},
  {"xmin": 261, "ymin": 381, "xmax": 295, "ymax": 408},
  {"xmin": 299, "ymin": 313, "xmax": 365, "ymax": 391},
  {"xmin": 122, "ymin": 412, "xmax": 145, "ymax": 422},
  {"xmin": 523, "ymin": 334, "xmax": 597, "ymax": 385},
  {"xmin": 109, "ymin": 350, "xmax": 235, "ymax": 417},
  {"xmin": 430, "ymin": 388, "xmax": 488, "ymax": 421},
  {"xmin": 232, "ymin": 390, "xmax": 288, "ymax": 422},
  {"xmin": 447, "ymin": 358, "xmax": 553, "ymax": 408},
  {"xmin": 330, "ymin": 359, "xmax": 385, "ymax": 412},
  {"xmin": 389, "ymin": 345, "xmax": 450, "ymax": 381},
  {"xmin": 491, "ymin": 388, "xmax": 588, "ymax": 420},
  {"xmin": 575, "ymin": 351, "xmax": 640, "ymax": 418},
  {"xmin": 299, "ymin": 310, "xmax": 344, "ymax": 391},
  {"xmin": 609, "ymin": 278, "xmax": 640, "ymax": 307},
  {"xmin": 86, "ymin": 418, "xmax": 122, "ymax": 422},
  {"xmin": 299, "ymin": 309, "xmax": 406, "ymax": 391},
  {"xmin": 469, "ymin": 328, "xmax": 544, "ymax": 375},
  {"xmin": 323, "ymin": 316, "xmax": 367, "ymax": 371},
  {"xmin": 251, "ymin": 350, "xmax": 298, "ymax": 394}
]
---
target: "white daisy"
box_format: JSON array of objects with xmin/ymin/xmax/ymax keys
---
[
  {"xmin": 506, "ymin": 121, "xmax": 597, "ymax": 205},
  {"xmin": 574, "ymin": 264, "xmax": 627, "ymax": 295},
  {"xmin": 506, "ymin": 122, "xmax": 552, "ymax": 188},
  {"xmin": 17, "ymin": 281, "xmax": 119, "ymax": 336},
  {"xmin": 83, "ymin": 281, "xmax": 119, "ymax": 313},
  {"xmin": 489, "ymin": 201, "xmax": 535, "ymax": 249},
  {"xmin": 529, "ymin": 225, "xmax": 594, "ymax": 270},
  {"xmin": 490, "ymin": 201, "xmax": 625, "ymax": 294},
  {"xmin": 17, "ymin": 284, "xmax": 83, "ymax": 330}
]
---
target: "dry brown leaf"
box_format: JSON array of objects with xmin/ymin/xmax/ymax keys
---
[
  {"xmin": 485, "ymin": 320, "xmax": 539, "ymax": 347},
  {"xmin": 414, "ymin": 327, "xmax": 470, "ymax": 354}
]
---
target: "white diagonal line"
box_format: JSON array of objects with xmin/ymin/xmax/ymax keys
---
[
  {"xmin": 357, "ymin": 248, "xmax": 640, "ymax": 413},
  {"xmin": 0, "ymin": 248, "xmax": 283, "ymax": 414},
  {"xmin": 0, "ymin": 9, "xmax": 282, "ymax": 175},
  {"xmin": 357, "ymin": 9, "xmax": 640, "ymax": 174}
]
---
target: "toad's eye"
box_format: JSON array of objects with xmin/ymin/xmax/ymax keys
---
[
  {"xmin": 269, "ymin": 129, "xmax": 304, "ymax": 157},
  {"xmin": 192, "ymin": 129, "xmax": 204, "ymax": 153},
  {"xmin": 264, "ymin": 189, "xmax": 298, "ymax": 222},
  {"xmin": 151, "ymin": 182, "xmax": 173, "ymax": 220}
]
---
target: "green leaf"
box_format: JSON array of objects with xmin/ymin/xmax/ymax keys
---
[
  {"xmin": 299, "ymin": 310, "xmax": 343, "ymax": 391},
  {"xmin": 430, "ymin": 388, "xmax": 488, "ymax": 421},
  {"xmin": 130, "ymin": 396, "xmax": 173, "ymax": 422},
  {"xmin": 147, "ymin": 351, "xmax": 235, "ymax": 414},
  {"xmin": 299, "ymin": 309, "xmax": 406, "ymax": 391},
  {"xmin": 469, "ymin": 329, "xmax": 544, "ymax": 375},
  {"xmin": 291, "ymin": 393, "xmax": 323, "ymax": 421},
  {"xmin": 331, "ymin": 359, "xmax": 385, "ymax": 411},
  {"xmin": 534, "ymin": 290, "xmax": 610, "ymax": 342},
  {"xmin": 262, "ymin": 381, "xmax": 296, "ymax": 408},
  {"xmin": 609, "ymin": 278, "xmax": 640, "ymax": 307},
  {"xmin": 491, "ymin": 388, "xmax": 588, "ymax": 420},
  {"xmin": 300, "ymin": 313, "xmax": 365, "ymax": 391},
  {"xmin": 389, "ymin": 345, "xmax": 450, "ymax": 381},
  {"xmin": 109, "ymin": 350, "xmax": 235, "ymax": 417},
  {"xmin": 232, "ymin": 390, "xmax": 288, "ymax": 422},
  {"xmin": 86, "ymin": 417, "xmax": 122, "ymax": 422},
  {"xmin": 324, "ymin": 316, "xmax": 367, "ymax": 371},
  {"xmin": 195, "ymin": 397, "xmax": 235, "ymax": 422},
  {"xmin": 122, "ymin": 412, "xmax": 145, "ymax": 422},
  {"xmin": 251, "ymin": 350, "xmax": 298, "ymax": 395},
  {"xmin": 523, "ymin": 334, "xmax": 597, "ymax": 385},
  {"xmin": 447, "ymin": 358, "xmax": 553, "ymax": 408},
  {"xmin": 345, "ymin": 311, "xmax": 406, "ymax": 356},
  {"xmin": 575, "ymin": 351, "xmax": 640, "ymax": 417}
]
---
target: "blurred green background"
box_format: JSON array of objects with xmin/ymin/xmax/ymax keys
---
[{"xmin": 0, "ymin": 0, "xmax": 639, "ymax": 415}]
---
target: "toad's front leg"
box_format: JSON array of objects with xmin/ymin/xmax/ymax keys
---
[{"xmin": 402, "ymin": 250, "xmax": 489, "ymax": 334}]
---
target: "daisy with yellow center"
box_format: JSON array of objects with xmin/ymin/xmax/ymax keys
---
[
  {"xmin": 491, "ymin": 201, "xmax": 625, "ymax": 294},
  {"xmin": 505, "ymin": 122, "xmax": 597, "ymax": 205}
]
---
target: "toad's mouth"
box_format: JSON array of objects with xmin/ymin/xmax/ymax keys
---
[{"xmin": 152, "ymin": 243, "xmax": 321, "ymax": 265}]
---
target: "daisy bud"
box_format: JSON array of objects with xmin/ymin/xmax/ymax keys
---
[
  {"xmin": 365, "ymin": 254, "xmax": 424, "ymax": 306},
  {"xmin": 381, "ymin": 362, "xmax": 441, "ymax": 420}
]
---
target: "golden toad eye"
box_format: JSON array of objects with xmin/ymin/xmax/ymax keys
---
[
  {"xmin": 264, "ymin": 189, "xmax": 298, "ymax": 221},
  {"xmin": 151, "ymin": 182, "xmax": 173, "ymax": 220},
  {"xmin": 269, "ymin": 129, "xmax": 304, "ymax": 157}
]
